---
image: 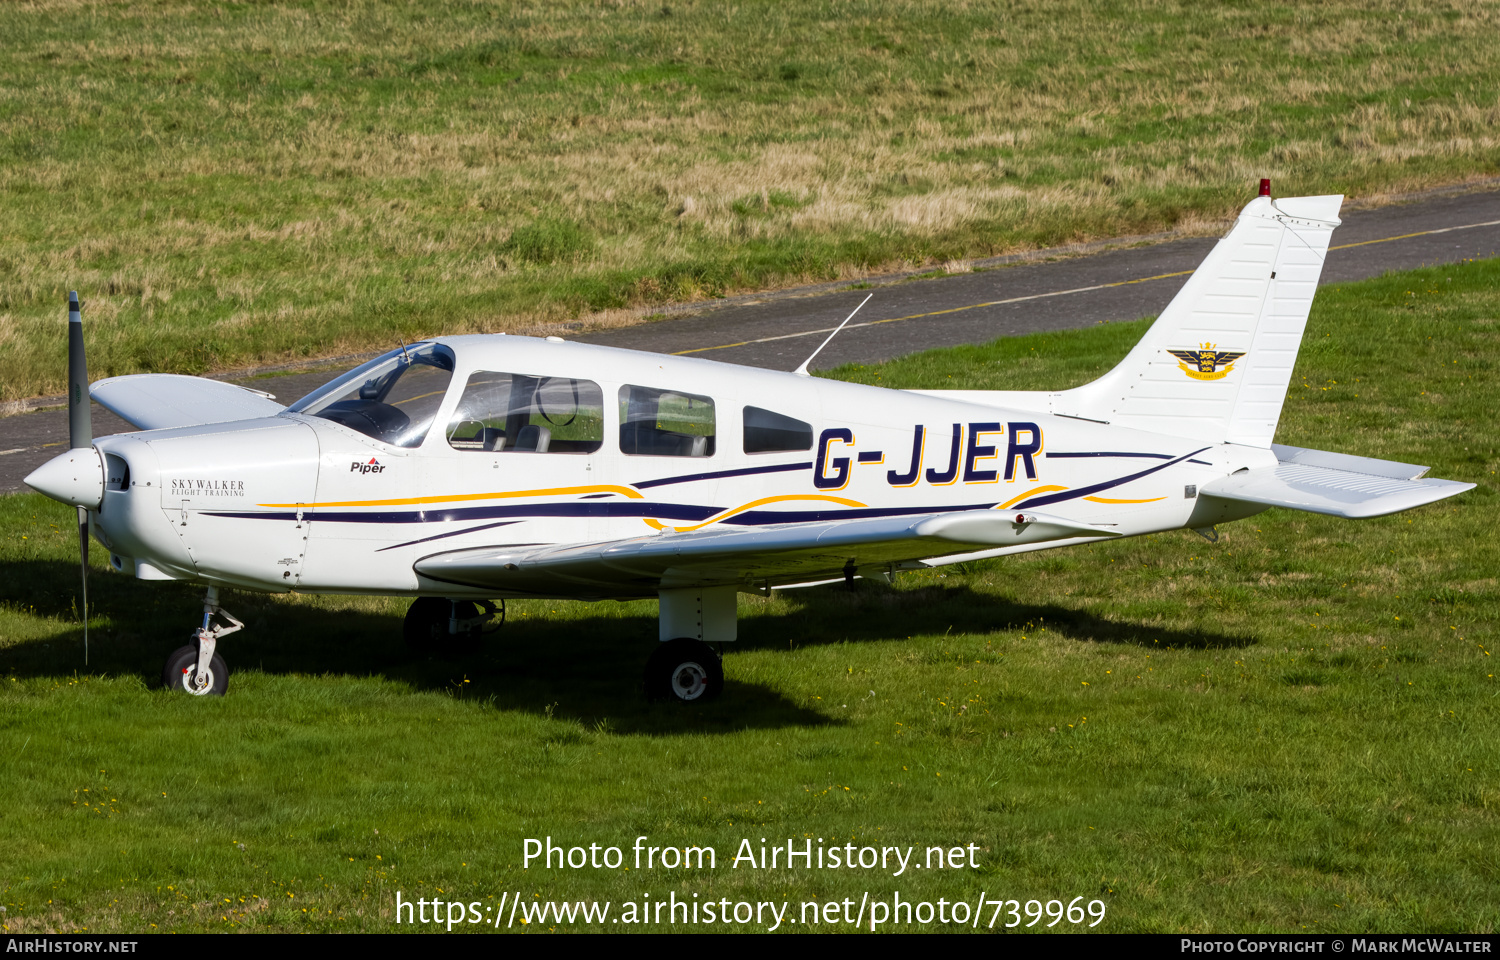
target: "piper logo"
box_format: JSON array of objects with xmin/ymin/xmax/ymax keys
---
[{"xmin": 351, "ymin": 457, "xmax": 387, "ymax": 475}]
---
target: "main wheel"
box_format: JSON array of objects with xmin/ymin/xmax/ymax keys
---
[
  {"xmin": 403, "ymin": 598, "xmax": 484, "ymax": 658},
  {"xmin": 644, "ymin": 638, "xmax": 724, "ymax": 703},
  {"xmin": 162, "ymin": 644, "xmax": 229, "ymax": 696}
]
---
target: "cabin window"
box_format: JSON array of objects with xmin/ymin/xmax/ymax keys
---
[
  {"xmin": 446, "ymin": 372, "xmax": 604, "ymax": 453},
  {"xmin": 742, "ymin": 405, "xmax": 813, "ymax": 454},
  {"xmin": 619, "ymin": 385, "xmax": 715, "ymax": 457},
  {"xmin": 292, "ymin": 344, "xmax": 455, "ymax": 448}
]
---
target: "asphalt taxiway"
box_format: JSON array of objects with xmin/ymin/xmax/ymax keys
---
[{"xmin": 3, "ymin": 187, "xmax": 1497, "ymax": 493}]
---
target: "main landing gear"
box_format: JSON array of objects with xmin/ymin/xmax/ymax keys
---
[
  {"xmin": 644, "ymin": 637, "xmax": 723, "ymax": 703},
  {"xmin": 403, "ymin": 597, "xmax": 504, "ymax": 658},
  {"xmin": 644, "ymin": 586, "xmax": 737, "ymax": 704},
  {"xmin": 162, "ymin": 585, "xmax": 241, "ymax": 696}
]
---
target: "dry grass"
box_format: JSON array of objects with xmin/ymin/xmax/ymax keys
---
[{"xmin": 0, "ymin": 0, "xmax": 1498, "ymax": 397}]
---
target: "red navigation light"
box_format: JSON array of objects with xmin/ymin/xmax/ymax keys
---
[{"xmin": 1259, "ymin": 178, "xmax": 1271, "ymax": 197}]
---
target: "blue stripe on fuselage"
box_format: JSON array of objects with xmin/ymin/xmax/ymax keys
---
[
  {"xmin": 204, "ymin": 501, "xmax": 725, "ymax": 525},
  {"xmin": 376, "ymin": 520, "xmax": 524, "ymax": 552},
  {"xmin": 1045, "ymin": 451, "xmax": 1173, "ymax": 460},
  {"xmin": 203, "ymin": 451, "xmax": 1208, "ymax": 530},
  {"xmin": 1016, "ymin": 447, "xmax": 1209, "ymax": 509},
  {"xmin": 631, "ymin": 460, "xmax": 812, "ymax": 490}
]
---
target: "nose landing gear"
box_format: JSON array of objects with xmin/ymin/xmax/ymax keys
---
[{"xmin": 162, "ymin": 585, "xmax": 242, "ymax": 696}]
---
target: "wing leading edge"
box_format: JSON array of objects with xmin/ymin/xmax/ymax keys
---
[
  {"xmin": 413, "ymin": 508, "xmax": 1121, "ymax": 595},
  {"xmin": 91, "ymin": 374, "xmax": 286, "ymax": 431}
]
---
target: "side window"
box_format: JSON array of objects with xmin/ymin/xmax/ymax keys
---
[
  {"xmin": 743, "ymin": 405, "xmax": 813, "ymax": 454},
  {"xmin": 446, "ymin": 372, "xmax": 603, "ymax": 453},
  {"xmin": 619, "ymin": 385, "xmax": 715, "ymax": 457}
]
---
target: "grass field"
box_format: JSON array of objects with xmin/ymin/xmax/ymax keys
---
[
  {"xmin": 1, "ymin": 258, "xmax": 1496, "ymax": 933},
  {"xmin": 3, "ymin": 0, "xmax": 1500, "ymax": 398}
]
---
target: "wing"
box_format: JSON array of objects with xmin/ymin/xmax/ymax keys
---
[
  {"xmin": 1166, "ymin": 350, "xmax": 1200, "ymax": 366},
  {"xmin": 91, "ymin": 374, "xmax": 287, "ymax": 430},
  {"xmin": 414, "ymin": 508, "xmax": 1122, "ymax": 595},
  {"xmin": 1213, "ymin": 351, "xmax": 1246, "ymax": 366}
]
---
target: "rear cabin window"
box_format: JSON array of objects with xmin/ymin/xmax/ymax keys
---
[
  {"xmin": 619, "ymin": 385, "xmax": 715, "ymax": 457},
  {"xmin": 742, "ymin": 406, "xmax": 813, "ymax": 454},
  {"xmin": 446, "ymin": 372, "xmax": 604, "ymax": 453}
]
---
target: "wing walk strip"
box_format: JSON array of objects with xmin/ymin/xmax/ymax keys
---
[{"xmin": 671, "ymin": 219, "xmax": 1500, "ymax": 357}]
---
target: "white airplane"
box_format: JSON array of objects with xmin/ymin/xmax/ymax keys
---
[{"xmin": 25, "ymin": 188, "xmax": 1474, "ymax": 702}]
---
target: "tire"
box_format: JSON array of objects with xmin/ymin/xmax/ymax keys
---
[
  {"xmin": 644, "ymin": 638, "xmax": 723, "ymax": 703},
  {"xmin": 403, "ymin": 598, "xmax": 483, "ymax": 658},
  {"xmin": 161, "ymin": 643, "xmax": 229, "ymax": 697}
]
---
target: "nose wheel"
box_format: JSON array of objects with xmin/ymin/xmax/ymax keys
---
[
  {"xmin": 162, "ymin": 643, "xmax": 229, "ymax": 696},
  {"xmin": 644, "ymin": 638, "xmax": 723, "ymax": 704}
]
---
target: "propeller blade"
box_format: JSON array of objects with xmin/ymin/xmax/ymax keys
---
[
  {"xmin": 78, "ymin": 505, "xmax": 89, "ymax": 665},
  {"xmin": 68, "ymin": 292, "xmax": 91, "ymax": 664},
  {"xmin": 68, "ymin": 291, "xmax": 90, "ymax": 449}
]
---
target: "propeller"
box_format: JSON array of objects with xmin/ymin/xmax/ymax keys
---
[{"xmin": 67, "ymin": 291, "xmax": 91, "ymax": 664}]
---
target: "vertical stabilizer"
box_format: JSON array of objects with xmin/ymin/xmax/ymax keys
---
[{"xmin": 1055, "ymin": 194, "xmax": 1343, "ymax": 447}]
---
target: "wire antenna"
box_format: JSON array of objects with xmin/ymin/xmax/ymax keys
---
[{"xmin": 793, "ymin": 294, "xmax": 873, "ymax": 377}]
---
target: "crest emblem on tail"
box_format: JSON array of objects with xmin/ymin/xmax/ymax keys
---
[{"xmin": 1168, "ymin": 343, "xmax": 1246, "ymax": 381}]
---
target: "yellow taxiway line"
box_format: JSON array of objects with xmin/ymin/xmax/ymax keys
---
[{"xmin": 672, "ymin": 218, "xmax": 1500, "ymax": 357}]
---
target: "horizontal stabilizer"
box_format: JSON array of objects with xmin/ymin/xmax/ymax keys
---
[
  {"xmin": 91, "ymin": 375, "xmax": 286, "ymax": 431},
  {"xmin": 1201, "ymin": 464, "xmax": 1472, "ymax": 519},
  {"xmin": 415, "ymin": 508, "xmax": 1119, "ymax": 594},
  {"xmin": 1268, "ymin": 443, "xmax": 1429, "ymax": 481}
]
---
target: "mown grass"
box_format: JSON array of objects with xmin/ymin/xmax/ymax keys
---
[
  {"xmin": 3, "ymin": 0, "xmax": 1500, "ymax": 398},
  {"xmin": 1, "ymin": 259, "xmax": 1497, "ymax": 933}
]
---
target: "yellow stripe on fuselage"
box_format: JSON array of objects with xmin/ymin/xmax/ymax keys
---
[
  {"xmin": 995, "ymin": 486, "xmax": 1069, "ymax": 509},
  {"xmin": 1082, "ymin": 495, "xmax": 1166, "ymax": 504},
  {"xmin": 645, "ymin": 494, "xmax": 869, "ymax": 533},
  {"xmin": 259, "ymin": 484, "xmax": 644, "ymax": 509}
]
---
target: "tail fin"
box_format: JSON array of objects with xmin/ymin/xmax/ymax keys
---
[{"xmin": 1056, "ymin": 193, "xmax": 1343, "ymax": 447}]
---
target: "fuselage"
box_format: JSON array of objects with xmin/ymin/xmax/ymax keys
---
[{"xmin": 87, "ymin": 334, "xmax": 1276, "ymax": 597}]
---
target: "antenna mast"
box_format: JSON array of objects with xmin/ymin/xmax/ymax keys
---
[{"xmin": 793, "ymin": 294, "xmax": 873, "ymax": 377}]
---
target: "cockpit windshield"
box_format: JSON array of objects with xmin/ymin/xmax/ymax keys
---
[{"xmin": 286, "ymin": 344, "xmax": 456, "ymax": 448}]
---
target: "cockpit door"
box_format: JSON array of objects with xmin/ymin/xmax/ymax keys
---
[{"xmin": 420, "ymin": 369, "xmax": 611, "ymax": 554}]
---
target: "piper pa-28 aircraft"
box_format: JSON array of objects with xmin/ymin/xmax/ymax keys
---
[{"xmin": 25, "ymin": 188, "xmax": 1474, "ymax": 701}]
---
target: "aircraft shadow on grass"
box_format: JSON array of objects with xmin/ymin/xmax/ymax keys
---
[
  {"xmin": 756, "ymin": 579, "xmax": 1256, "ymax": 652},
  {"xmin": 0, "ymin": 560, "xmax": 1253, "ymax": 733}
]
